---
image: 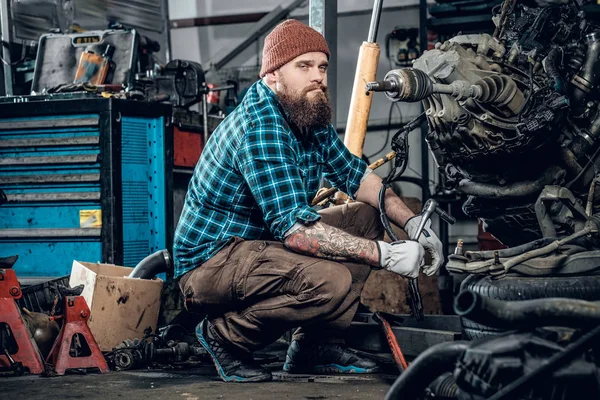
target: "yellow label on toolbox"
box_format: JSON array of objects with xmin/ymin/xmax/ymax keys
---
[
  {"xmin": 73, "ymin": 35, "xmax": 101, "ymax": 44},
  {"xmin": 80, "ymin": 210, "xmax": 102, "ymax": 228}
]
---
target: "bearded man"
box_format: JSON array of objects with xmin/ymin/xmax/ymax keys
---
[{"xmin": 173, "ymin": 19, "xmax": 444, "ymax": 383}]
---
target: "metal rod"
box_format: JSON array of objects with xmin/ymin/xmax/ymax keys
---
[
  {"xmin": 309, "ymin": 0, "xmax": 337, "ymax": 127},
  {"xmin": 209, "ymin": 0, "xmax": 306, "ymax": 72},
  {"xmin": 0, "ymin": 228, "xmax": 102, "ymax": 238},
  {"xmin": 419, "ymin": 0, "xmax": 430, "ymax": 201},
  {"xmin": 208, "ymin": 85, "xmax": 236, "ymax": 92},
  {"xmin": 0, "ymin": 0, "xmax": 13, "ymax": 96},
  {"xmin": 163, "ymin": 0, "xmax": 172, "ymax": 62},
  {"xmin": 202, "ymin": 92, "xmax": 209, "ymax": 145},
  {"xmin": 586, "ymin": 175, "xmax": 599, "ymax": 216},
  {"xmin": 367, "ymin": 0, "xmax": 384, "ymax": 43}
]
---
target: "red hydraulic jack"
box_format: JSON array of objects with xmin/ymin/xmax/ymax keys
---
[
  {"xmin": 0, "ymin": 268, "xmax": 45, "ymax": 375},
  {"xmin": 46, "ymin": 296, "xmax": 109, "ymax": 375}
]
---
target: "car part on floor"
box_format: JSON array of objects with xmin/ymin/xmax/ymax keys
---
[
  {"xmin": 108, "ymin": 337, "xmax": 206, "ymax": 371},
  {"xmin": 21, "ymin": 308, "xmax": 60, "ymax": 359},
  {"xmin": 104, "ymin": 324, "xmax": 207, "ymax": 371}
]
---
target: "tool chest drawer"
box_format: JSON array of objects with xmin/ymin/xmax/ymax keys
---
[{"xmin": 0, "ymin": 98, "xmax": 173, "ymax": 277}]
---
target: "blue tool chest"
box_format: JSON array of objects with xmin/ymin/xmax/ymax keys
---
[{"xmin": 0, "ymin": 98, "xmax": 173, "ymax": 278}]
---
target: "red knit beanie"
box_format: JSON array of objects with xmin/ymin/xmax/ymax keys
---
[{"xmin": 260, "ymin": 19, "xmax": 330, "ymax": 78}]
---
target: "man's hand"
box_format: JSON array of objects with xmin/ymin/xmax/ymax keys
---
[
  {"xmin": 376, "ymin": 241, "xmax": 425, "ymax": 278},
  {"xmin": 403, "ymin": 216, "xmax": 444, "ymax": 276}
]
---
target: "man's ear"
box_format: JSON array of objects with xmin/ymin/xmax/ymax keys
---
[{"xmin": 264, "ymin": 70, "xmax": 278, "ymax": 85}]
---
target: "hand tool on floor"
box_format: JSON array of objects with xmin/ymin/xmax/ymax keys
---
[{"xmin": 372, "ymin": 311, "xmax": 408, "ymax": 372}]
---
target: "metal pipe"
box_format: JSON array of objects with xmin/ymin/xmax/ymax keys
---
[
  {"xmin": 501, "ymin": 226, "xmax": 594, "ymax": 271},
  {"xmin": 457, "ymin": 166, "xmax": 563, "ymax": 198},
  {"xmin": 367, "ymin": 0, "xmax": 384, "ymax": 43},
  {"xmin": 385, "ymin": 341, "xmax": 469, "ymax": 400},
  {"xmin": 464, "ymin": 237, "xmax": 557, "ymax": 261},
  {"xmin": 586, "ymin": 175, "xmax": 600, "ymax": 216},
  {"xmin": 455, "ymin": 290, "xmax": 600, "ymax": 330},
  {"xmin": 0, "ymin": 0, "xmax": 13, "ymax": 96},
  {"xmin": 208, "ymin": 0, "xmax": 306, "ymax": 72},
  {"xmin": 128, "ymin": 250, "xmax": 172, "ymax": 279},
  {"xmin": 202, "ymin": 92, "xmax": 209, "ymax": 145},
  {"xmin": 208, "ymin": 85, "xmax": 236, "ymax": 92},
  {"xmin": 309, "ymin": 0, "xmax": 337, "ymax": 127},
  {"xmin": 419, "ymin": 0, "xmax": 430, "ymax": 204},
  {"xmin": 571, "ymin": 32, "xmax": 600, "ymax": 114}
]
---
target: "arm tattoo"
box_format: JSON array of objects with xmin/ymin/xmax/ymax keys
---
[{"xmin": 284, "ymin": 222, "xmax": 379, "ymax": 266}]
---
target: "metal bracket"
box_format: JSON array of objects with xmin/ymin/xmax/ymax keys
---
[{"xmin": 535, "ymin": 185, "xmax": 588, "ymax": 237}]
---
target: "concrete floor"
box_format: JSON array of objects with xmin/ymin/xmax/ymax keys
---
[{"xmin": 3, "ymin": 365, "xmax": 395, "ymax": 399}]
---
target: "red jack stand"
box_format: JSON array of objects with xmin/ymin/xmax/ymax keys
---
[
  {"xmin": 46, "ymin": 296, "xmax": 109, "ymax": 375},
  {"xmin": 0, "ymin": 268, "xmax": 45, "ymax": 374}
]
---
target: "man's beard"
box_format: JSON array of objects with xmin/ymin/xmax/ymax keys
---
[{"xmin": 277, "ymin": 82, "xmax": 333, "ymax": 132}]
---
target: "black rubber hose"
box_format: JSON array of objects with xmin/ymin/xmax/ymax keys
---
[
  {"xmin": 543, "ymin": 48, "xmax": 565, "ymax": 94},
  {"xmin": 427, "ymin": 373, "xmax": 458, "ymax": 399},
  {"xmin": 455, "ymin": 290, "xmax": 600, "ymax": 330},
  {"xmin": 457, "ymin": 166, "xmax": 563, "ymax": 199},
  {"xmin": 128, "ymin": 250, "xmax": 172, "ymax": 279},
  {"xmin": 385, "ymin": 341, "xmax": 469, "ymax": 400}
]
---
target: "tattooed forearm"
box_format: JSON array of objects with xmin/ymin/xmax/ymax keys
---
[{"xmin": 284, "ymin": 221, "xmax": 380, "ymax": 266}]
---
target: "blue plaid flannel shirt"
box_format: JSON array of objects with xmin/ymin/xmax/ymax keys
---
[{"xmin": 173, "ymin": 79, "xmax": 367, "ymax": 278}]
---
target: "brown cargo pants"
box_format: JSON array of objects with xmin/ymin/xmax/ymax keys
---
[{"xmin": 179, "ymin": 202, "xmax": 384, "ymax": 353}]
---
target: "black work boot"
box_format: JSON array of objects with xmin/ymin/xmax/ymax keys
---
[
  {"xmin": 283, "ymin": 340, "xmax": 380, "ymax": 374},
  {"xmin": 195, "ymin": 318, "xmax": 272, "ymax": 382}
]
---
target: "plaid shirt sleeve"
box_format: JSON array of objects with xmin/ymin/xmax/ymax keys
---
[
  {"xmin": 321, "ymin": 126, "xmax": 368, "ymax": 199},
  {"xmin": 235, "ymin": 123, "xmax": 321, "ymax": 240}
]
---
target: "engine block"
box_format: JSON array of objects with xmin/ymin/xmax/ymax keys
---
[{"xmin": 381, "ymin": 2, "xmax": 600, "ymax": 245}]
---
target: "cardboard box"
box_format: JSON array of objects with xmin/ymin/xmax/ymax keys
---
[{"xmin": 69, "ymin": 261, "xmax": 163, "ymax": 351}]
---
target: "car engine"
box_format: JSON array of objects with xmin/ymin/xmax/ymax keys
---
[{"xmin": 374, "ymin": 0, "xmax": 600, "ymax": 246}]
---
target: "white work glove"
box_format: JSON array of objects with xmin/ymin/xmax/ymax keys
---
[
  {"xmin": 404, "ymin": 215, "xmax": 444, "ymax": 276},
  {"xmin": 376, "ymin": 240, "xmax": 425, "ymax": 279}
]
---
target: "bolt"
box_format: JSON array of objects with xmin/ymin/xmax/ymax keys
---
[
  {"xmin": 80, "ymin": 310, "xmax": 89, "ymax": 318},
  {"xmin": 9, "ymin": 287, "xmax": 20, "ymax": 297}
]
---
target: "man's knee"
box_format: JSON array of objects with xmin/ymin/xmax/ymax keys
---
[
  {"xmin": 350, "ymin": 202, "xmax": 384, "ymax": 240},
  {"xmin": 298, "ymin": 261, "xmax": 352, "ymax": 309}
]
